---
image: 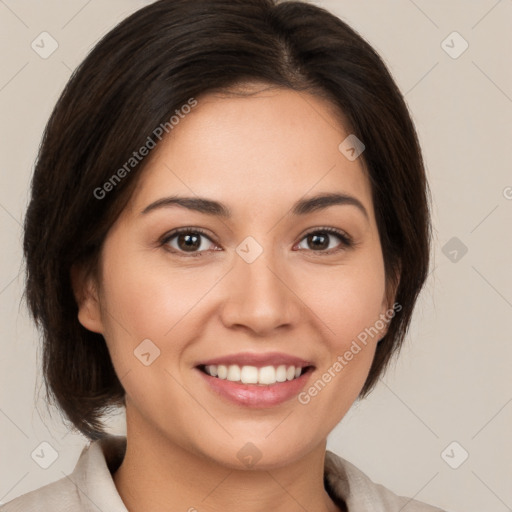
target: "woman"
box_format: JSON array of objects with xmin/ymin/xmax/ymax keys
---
[{"xmin": 2, "ymin": 0, "xmax": 447, "ymax": 510}]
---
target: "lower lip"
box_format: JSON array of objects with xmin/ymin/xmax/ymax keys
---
[{"xmin": 196, "ymin": 367, "xmax": 313, "ymax": 408}]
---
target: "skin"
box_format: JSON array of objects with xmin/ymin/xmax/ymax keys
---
[{"xmin": 74, "ymin": 85, "xmax": 396, "ymax": 512}]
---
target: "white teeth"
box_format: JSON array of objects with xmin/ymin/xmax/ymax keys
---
[
  {"xmin": 275, "ymin": 365, "xmax": 287, "ymax": 382},
  {"xmin": 259, "ymin": 366, "xmax": 276, "ymax": 385},
  {"xmin": 203, "ymin": 364, "xmax": 305, "ymax": 385},
  {"xmin": 227, "ymin": 365, "xmax": 241, "ymax": 382},
  {"xmin": 240, "ymin": 365, "xmax": 259, "ymax": 384}
]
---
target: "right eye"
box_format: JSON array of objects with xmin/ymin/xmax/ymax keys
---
[{"xmin": 161, "ymin": 228, "xmax": 220, "ymax": 257}]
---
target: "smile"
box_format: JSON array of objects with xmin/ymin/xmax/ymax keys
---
[
  {"xmin": 196, "ymin": 364, "xmax": 315, "ymax": 408},
  {"xmin": 199, "ymin": 364, "xmax": 309, "ymax": 386}
]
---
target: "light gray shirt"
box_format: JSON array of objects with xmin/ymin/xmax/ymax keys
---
[{"xmin": 1, "ymin": 435, "xmax": 447, "ymax": 511}]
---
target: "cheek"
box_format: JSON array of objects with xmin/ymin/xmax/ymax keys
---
[
  {"xmin": 100, "ymin": 250, "xmax": 214, "ymax": 340},
  {"xmin": 295, "ymin": 265, "xmax": 385, "ymax": 432},
  {"xmin": 301, "ymin": 259, "xmax": 387, "ymax": 346},
  {"xmin": 96, "ymin": 257, "xmax": 204, "ymax": 408}
]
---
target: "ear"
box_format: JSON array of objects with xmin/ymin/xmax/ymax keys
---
[
  {"xmin": 379, "ymin": 262, "xmax": 402, "ymax": 339},
  {"xmin": 70, "ymin": 262, "xmax": 104, "ymax": 334}
]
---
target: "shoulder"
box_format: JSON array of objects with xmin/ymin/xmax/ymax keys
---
[
  {"xmin": 1, "ymin": 435, "xmax": 128, "ymax": 512},
  {"xmin": 0, "ymin": 476, "xmax": 81, "ymax": 512},
  {"xmin": 324, "ymin": 450, "xmax": 449, "ymax": 511}
]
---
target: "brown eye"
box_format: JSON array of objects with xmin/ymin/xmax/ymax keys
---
[
  {"xmin": 162, "ymin": 228, "xmax": 217, "ymax": 255},
  {"xmin": 296, "ymin": 228, "xmax": 353, "ymax": 253},
  {"xmin": 176, "ymin": 232, "xmax": 202, "ymax": 252},
  {"xmin": 306, "ymin": 233, "xmax": 330, "ymax": 250}
]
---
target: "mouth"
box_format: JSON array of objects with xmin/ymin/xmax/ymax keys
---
[
  {"xmin": 196, "ymin": 363, "xmax": 314, "ymax": 386},
  {"xmin": 194, "ymin": 352, "xmax": 316, "ymax": 407}
]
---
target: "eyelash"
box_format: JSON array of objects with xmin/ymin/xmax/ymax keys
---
[{"xmin": 160, "ymin": 226, "xmax": 354, "ymax": 258}]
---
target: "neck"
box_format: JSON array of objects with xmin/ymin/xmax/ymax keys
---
[{"xmin": 113, "ymin": 409, "xmax": 341, "ymax": 512}]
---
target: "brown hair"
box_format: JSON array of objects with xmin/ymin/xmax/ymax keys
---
[{"xmin": 23, "ymin": 0, "xmax": 431, "ymax": 440}]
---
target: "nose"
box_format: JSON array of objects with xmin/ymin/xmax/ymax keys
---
[{"xmin": 219, "ymin": 248, "xmax": 301, "ymax": 336}]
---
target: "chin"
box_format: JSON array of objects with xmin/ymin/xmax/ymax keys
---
[{"xmin": 193, "ymin": 433, "xmax": 319, "ymax": 471}]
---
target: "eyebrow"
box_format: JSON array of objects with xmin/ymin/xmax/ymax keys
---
[{"xmin": 140, "ymin": 192, "xmax": 369, "ymax": 221}]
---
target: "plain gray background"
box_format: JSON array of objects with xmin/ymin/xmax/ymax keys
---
[{"xmin": 1, "ymin": 1, "xmax": 511, "ymax": 511}]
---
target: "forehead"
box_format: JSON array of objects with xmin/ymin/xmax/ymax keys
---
[{"xmin": 127, "ymin": 87, "xmax": 374, "ymax": 222}]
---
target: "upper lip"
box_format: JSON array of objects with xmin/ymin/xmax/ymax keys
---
[{"xmin": 196, "ymin": 351, "xmax": 314, "ymax": 369}]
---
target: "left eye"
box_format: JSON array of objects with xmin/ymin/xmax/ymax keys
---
[{"xmin": 296, "ymin": 228, "xmax": 352, "ymax": 253}]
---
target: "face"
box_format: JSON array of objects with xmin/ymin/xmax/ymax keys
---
[{"xmin": 76, "ymin": 85, "xmax": 394, "ymax": 469}]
